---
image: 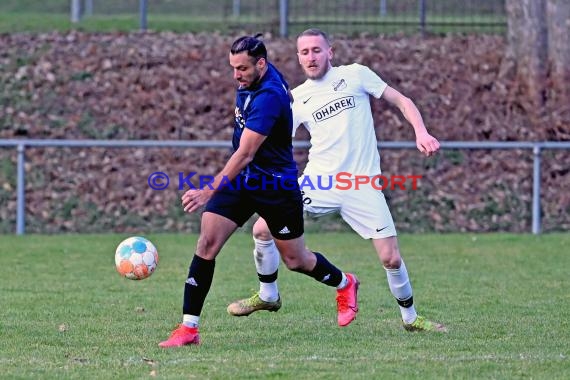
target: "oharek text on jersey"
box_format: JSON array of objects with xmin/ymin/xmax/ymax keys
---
[{"xmin": 312, "ymin": 96, "xmax": 355, "ymax": 122}]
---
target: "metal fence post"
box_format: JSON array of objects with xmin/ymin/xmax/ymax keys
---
[
  {"xmin": 279, "ymin": 0, "xmax": 289, "ymax": 38},
  {"xmin": 71, "ymin": 0, "xmax": 81, "ymax": 23},
  {"xmin": 139, "ymin": 0, "xmax": 148, "ymax": 32},
  {"xmin": 16, "ymin": 144, "xmax": 26, "ymax": 235},
  {"xmin": 379, "ymin": 0, "xmax": 387, "ymax": 17},
  {"xmin": 418, "ymin": 0, "xmax": 426, "ymax": 36},
  {"xmin": 84, "ymin": 0, "xmax": 93, "ymax": 17},
  {"xmin": 532, "ymin": 145, "xmax": 541, "ymax": 234},
  {"xmin": 233, "ymin": 0, "xmax": 241, "ymax": 17}
]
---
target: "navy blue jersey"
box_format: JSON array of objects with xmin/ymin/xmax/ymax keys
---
[{"xmin": 233, "ymin": 63, "xmax": 297, "ymax": 178}]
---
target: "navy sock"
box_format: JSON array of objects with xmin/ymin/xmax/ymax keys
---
[
  {"xmin": 302, "ymin": 252, "xmax": 342, "ymax": 287},
  {"xmin": 182, "ymin": 254, "xmax": 216, "ymax": 316}
]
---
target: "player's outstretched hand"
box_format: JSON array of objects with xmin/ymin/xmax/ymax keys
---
[
  {"xmin": 416, "ymin": 133, "xmax": 440, "ymax": 157},
  {"xmin": 182, "ymin": 189, "xmax": 213, "ymax": 213}
]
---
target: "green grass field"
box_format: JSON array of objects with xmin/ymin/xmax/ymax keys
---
[{"xmin": 1, "ymin": 232, "xmax": 568, "ymax": 379}]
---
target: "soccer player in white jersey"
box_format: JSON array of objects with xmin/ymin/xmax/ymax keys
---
[{"xmin": 227, "ymin": 28, "xmax": 446, "ymax": 332}]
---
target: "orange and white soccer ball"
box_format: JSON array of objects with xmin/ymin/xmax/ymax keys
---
[{"xmin": 115, "ymin": 236, "xmax": 159, "ymax": 280}]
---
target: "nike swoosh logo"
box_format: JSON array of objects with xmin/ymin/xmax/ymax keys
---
[
  {"xmin": 376, "ymin": 226, "xmax": 388, "ymax": 232},
  {"xmin": 302, "ymin": 97, "xmax": 312, "ymax": 104}
]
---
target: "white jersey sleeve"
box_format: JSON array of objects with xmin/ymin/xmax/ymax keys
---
[{"xmin": 359, "ymin": 64, "xmax": 388, "ymax": 99}]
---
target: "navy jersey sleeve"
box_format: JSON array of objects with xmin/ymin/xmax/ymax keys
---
[{"xmin": 244, "ymin": 89, "xmax": 285, "ymax": 136}]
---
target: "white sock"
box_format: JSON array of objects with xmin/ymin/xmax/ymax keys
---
[
  {"xmin": 385, "ymin": 260, "xmax": 417, "ymax": 324},
  {"xmin": 336, "ymin": 272, "xmax": 348, "ymax": 290},
  {"xmin": 253, "ymin": 238, "xmax": 280, "ymax": 302},
  {"xmin": 182, "ymin": 314, "xmax": 199, "ymax": 328}
]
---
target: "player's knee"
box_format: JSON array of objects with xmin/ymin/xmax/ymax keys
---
[
  {"xmin": 379, "ymin": 246, "xmax": 402, "ymax": 269},
  {"xmin": 382, "ymin": 253, "xmax": 401, "ymax": 269},
  {"xmin": 196, "ymin": 235, "xmax": 219, "ymax": 260},
  {"xmin": 280, "ymin": 255, "xmax": 304, "ymax": 271},
  {"xmin": 281, "ymin": 256, "xmax": 299, "ymax": 271},
  {"xmin": 283, "ymin": 249, "xmax": 315, "ymax": 272},
  {"xmin": 252, "ymin": 218, "xmax": 272, "ymax": 240},
  {"xmin": 374, "ymin": 237, "xmax": 402, "ymax": 269}
]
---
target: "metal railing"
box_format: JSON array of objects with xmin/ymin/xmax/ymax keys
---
[
  {"xmin": 65, "ymin": 0, "xmax": 507, "ymax": 36},
  {"xmin": 1, "ymin": 139, "xmax": 569, "ymax": 235}
]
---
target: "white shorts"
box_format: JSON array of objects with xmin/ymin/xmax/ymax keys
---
[{"xmin": 298, "ymin": 175, "xmax": 397, "ymax": 239}]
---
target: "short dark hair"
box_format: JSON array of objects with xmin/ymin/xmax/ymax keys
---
[
  {"xmin": 230, "ymin": 34, "xmax": 267, "ymax": 62},
  {"xmin": 297, "ymin": 28, "xmax": 331, "ymax": 46}
]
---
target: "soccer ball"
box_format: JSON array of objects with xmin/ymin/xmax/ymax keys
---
[{"xmin": 115, "ymin": 236, "xmax": 159, "ymax": 280}]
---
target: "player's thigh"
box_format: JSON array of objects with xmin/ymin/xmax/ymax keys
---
[{"xmin": 340, "ymin": 187, "xmax": 397, "ymax": 239}]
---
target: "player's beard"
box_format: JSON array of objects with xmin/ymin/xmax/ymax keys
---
[
  {"xmin": 303, "ymin": 63, "xmax": 328, "ymax": 80},
  {"xmin": 240, "ymin": 68, "xmax": 262, "ymax": 90}
]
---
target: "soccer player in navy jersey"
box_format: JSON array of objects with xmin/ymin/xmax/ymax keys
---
[
  {"xmin": 228, "ymin": 29, "xmax": 446, "ymax": 332},
  {"xmin": 159, "ymin": 35, "xmax": 359, "ymax": 348}
]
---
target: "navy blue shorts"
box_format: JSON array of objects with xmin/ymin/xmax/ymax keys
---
[{"xmin": 204, "ymin": 175, "xmax": 304, "ymax": 240}]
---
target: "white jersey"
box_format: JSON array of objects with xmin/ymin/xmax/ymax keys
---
[{"xmin": 291, "ymin": 63, "xmax": 387, "ymax": 177}]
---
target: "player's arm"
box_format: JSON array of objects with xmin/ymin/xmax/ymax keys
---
[
  {"xmin": 381, "ymin": 85, "xmax": 440, "ymax": 156},
  {"xmin": 214, "ymin": 128, "xmax": 266, "ymax": 184},
  {"xmin": 182, "ymin": 129, "xmax": 266, "ymax": 213}
]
